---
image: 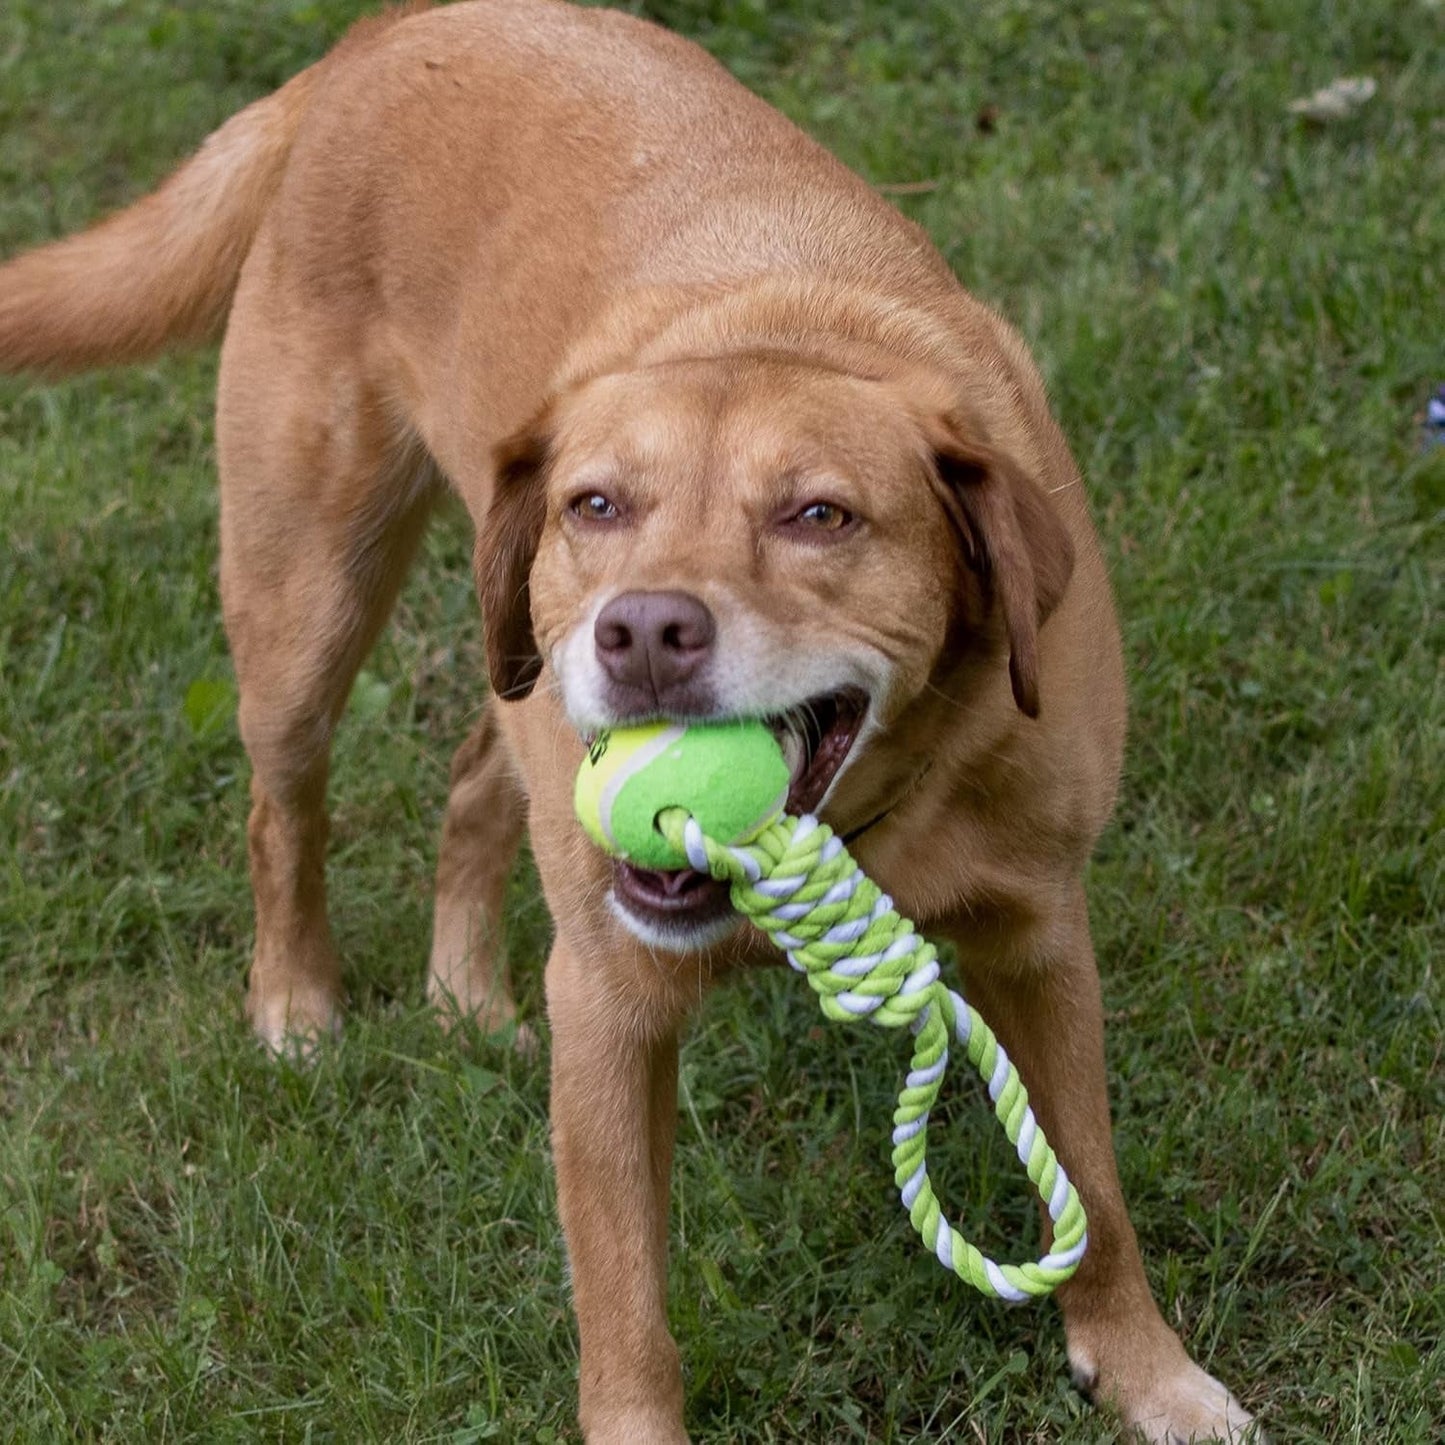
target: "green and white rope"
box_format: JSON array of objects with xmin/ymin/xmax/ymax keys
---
[{"xmin": 658, "ymin": 807, "xmax": 1088, "ymax": 1301}]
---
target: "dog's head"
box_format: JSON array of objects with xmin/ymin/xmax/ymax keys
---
[{"xmin": 476, "ymin": 353, "xmax": 1073, "ymax": 946}]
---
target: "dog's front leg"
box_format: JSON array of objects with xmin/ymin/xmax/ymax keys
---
[
  {"xmin": 946, "ymin": 884, "xmax": 1258, "ymax": 1442},
  {"xmin": 547, "ymin": 938, "xmax": 689, "ymax": 1445}
]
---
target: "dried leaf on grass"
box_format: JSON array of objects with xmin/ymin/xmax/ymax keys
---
[{"xmin": 1287, "ymin": 76, "xmax": 1377, "ymax": 122}]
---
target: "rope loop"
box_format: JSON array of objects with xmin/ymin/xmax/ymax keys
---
[{"xmin": 657, "ymin": 808, "xmax": 1088, "ymax": 1300}]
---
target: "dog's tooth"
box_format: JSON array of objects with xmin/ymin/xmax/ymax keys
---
[{"xmin": 781, "ymin": 730, "xmax": 806, "ymax": 782}]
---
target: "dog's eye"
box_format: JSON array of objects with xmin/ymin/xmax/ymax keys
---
[
  {"xmin": 792, "ymin": 501, "xmax": 853, "ymax": 532},
  {"xmin": 570, "ymin": 492, "xmax": 621, "ymax": 522}
]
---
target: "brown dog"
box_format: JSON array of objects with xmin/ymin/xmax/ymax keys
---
[{"xmin": 0, "ymin": 2, "xmax": 1259, "ymax": 1439}]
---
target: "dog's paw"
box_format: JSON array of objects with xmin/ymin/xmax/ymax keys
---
[
  {"xmin": 426, "ymin": 979, "xmax": 538, "ymax": 1056},
  {"xmin": 1072, "ymin": 1344, "xmax": 1261, "ymax": 1444},
  {"xmin": 1122, "ymin": 1363, "xmax": 1259, "ymax": 1443},
  {"xmin": 246, "ymin": 985, "xmax": 343, "ymax": 1058}
]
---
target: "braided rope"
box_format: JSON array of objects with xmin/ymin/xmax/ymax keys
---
[{"xmin": 658, "ymin": 807, "xmax": 1088, "ymax": 1301}]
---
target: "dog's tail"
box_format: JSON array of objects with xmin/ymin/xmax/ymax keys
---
[{"xmin": 0, "ymin": 65, "xmax": 322, "ymax": 376}]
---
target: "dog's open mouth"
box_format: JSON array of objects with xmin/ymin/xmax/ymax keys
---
[
  {"xmin": 767, "ymin": 687, "xmax": 870, "ymax": 819},
  {"xmin": 613, "ymin": 688, "xmax": 868, "ymax": 932}
]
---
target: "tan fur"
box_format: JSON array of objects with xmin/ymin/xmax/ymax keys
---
[
  {"xmin": 0, "ymin": 69, "xmax": 314, "ymax": 373},
  {"xmin": 0, "ymin": 3, "xmax": 1257, "ymax": 1441}
]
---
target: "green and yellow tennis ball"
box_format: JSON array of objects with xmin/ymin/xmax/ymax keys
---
[{"xmin": 574, "ymin": 720, "xmax": 789, "ymax": 870}]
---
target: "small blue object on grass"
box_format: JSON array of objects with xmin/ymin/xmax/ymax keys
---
[{"xmin": 1425, "ymin": 384, "xmax": 1445, "ymax": 449}]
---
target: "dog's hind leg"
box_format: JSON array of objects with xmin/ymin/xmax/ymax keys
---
[
  {"xmin": 427, "ymin": 699, "xmax": 530, "ymax": 1041},
  {"xmin": 216, "ymin": 284, "xmax": 436, "ymax": 1052}
]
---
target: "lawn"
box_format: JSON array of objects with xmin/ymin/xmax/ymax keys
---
[{"xmin": 1, "ymin": 1, "xmax": 1441, "ymax": 1440}]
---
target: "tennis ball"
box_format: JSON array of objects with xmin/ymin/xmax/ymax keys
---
[{"xmin": 574, "ymin": 720, "xmax": 789, "ymax": 870}]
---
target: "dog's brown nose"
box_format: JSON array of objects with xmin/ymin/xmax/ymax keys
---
[{"xmin": 594, "ymin": 589, "xmax": 716, "ymax": 706}]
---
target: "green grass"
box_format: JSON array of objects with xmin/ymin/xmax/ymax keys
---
[{"xmin": 2, "ymin": 1, "xmax": 1441, "ymax": 1439}]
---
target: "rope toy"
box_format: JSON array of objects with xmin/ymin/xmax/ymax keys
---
[{"xmin": 576, "ymin": 720, "xmax": 1088, "ymax": 1301}]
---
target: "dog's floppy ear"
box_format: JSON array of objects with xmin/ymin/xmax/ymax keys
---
[
  {"xmin": 924, "ymin": 413, "xmax": 1075, "ymax": 717},
  {"xmin": 475, "ymin": 411, "xmax": 552, "ymax": 702}
]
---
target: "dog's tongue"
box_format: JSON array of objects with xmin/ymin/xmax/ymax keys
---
[{"xmin": 655, "ymin": 867, "xmax": 706, "ymax": 897}]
